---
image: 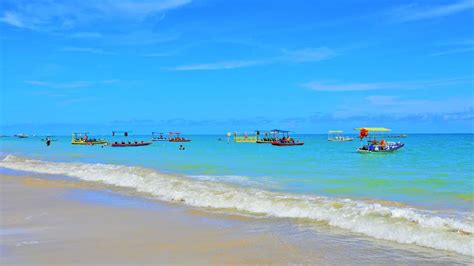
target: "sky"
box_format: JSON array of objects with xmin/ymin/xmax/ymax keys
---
[{"xmin": 0, "ymin": 0, "xmax": 473, "ymax": 135}]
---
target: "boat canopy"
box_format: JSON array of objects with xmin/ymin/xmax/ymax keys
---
[{"xmin": 353, "ymin": 127, "xmax": 391, "ymax": 132}]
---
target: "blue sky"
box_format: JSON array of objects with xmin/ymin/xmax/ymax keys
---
[{"xmin": 0, "ymin": 0, "xmax": 473, "ymax": 134}]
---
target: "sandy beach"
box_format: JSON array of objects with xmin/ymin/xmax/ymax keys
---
[
  {"xmin": 0, "ymin": 174, "xmax": 315, "ymax": 264},
  {"xmin": 1, "ymin": 172, "xmax": 471, "ymax": 265}
]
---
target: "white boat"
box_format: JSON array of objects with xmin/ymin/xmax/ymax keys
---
[{"xmin": 327, "ymin": 130, "xmax": 353, "ymax": 142}]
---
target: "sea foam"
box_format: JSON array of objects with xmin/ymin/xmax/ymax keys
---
[{"xmin": 1, "ymin": 154, "xmax": 472, "ymax": 256}]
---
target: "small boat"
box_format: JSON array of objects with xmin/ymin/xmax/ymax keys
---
[
  {"xmin": 71, "ymin": 132, "xmax": 107, "ymax": 145},
  {"xmin": 355, "ymin": 127, "xmax": 405, "ymax": 153},
  {"xmin": 327, "ymin": 130, "xmax": 353, "ymax": 142},
  {"xmin": 270, "ymin": 130, "xmax": 304, "ymax": 146},
  {"xmin": 255, "ymin": 130, "xmax": 280, "ymax": 144},
  {"xmin": 15, "ymin": 134, "xmax": 29, "ymax": 138},
  {"xmin": 151, "ymin": 132, "xmax": 168, "ymax": 141},
  {"xmin": 111, "ymin": 141, "xmax": 152, "ymax": 147},
  {"xmin": 233, "ymin": 131, "xmax": 257, "ymax": 143},
  {"xmin": 271, "ymin": 141, "xmax": 304, "ymax": 146},
  {"xmin": 169, "ymin": 132, "xmax": 191, "ymax": 142},
  {"xmin": 111, "ymin": 131, "xmax": 152, "ymax": 147}
]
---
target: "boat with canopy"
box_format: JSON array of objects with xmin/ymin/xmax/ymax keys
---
[
  {"xmin": 233, "ymin": 132, "xmax": 257, "ymax": 143},
  {"xmin": 327, "ymin": 130, "xmax": 353, "ymax": 142},
  {"xmin": 355, "ymin": 127, "xmax": 404, "ymax": 153},
  {"xmin": 151, "ymin": 132, "xmax": 168, "ymax": 141},
  {"xmin": 169, "ymin": 132, "xmax": 191, "ymax": 142},
  {"xmin": 71, "ymin": 132, "xmax": 107, "ymax": 145},
  {"xmin": 111, "ymin": 131, "xmax": 152, "ymax": 147},
  {"xmin": 256, "ymin": 129, "xmax": 286, "ymax": 144},
  {"xmin": 271, "ymin": 130, "xmax": 304, "ymax": 146}
]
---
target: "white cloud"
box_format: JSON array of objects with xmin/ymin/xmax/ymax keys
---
[
  {"xmin": 168, "ymin": 60, "xmax": 263, "ymax": 71},
  {"xmin": 282, "ymin": 47, "xmax": 337, "ymax": 62},
  {"xmin": 59, "ymin": 46, "xmax": 115, "ymax": 55},
  {"xmin": 0, "ymin": 0, "xmax": 191, "ymax": 31},
  {"xmin": 25, "ymin": 80, "xmax": 91, "ymax": 89},
  {"xmin": 303, "ymin": 77, "xmax": 473, "ymax": 92},
  {"xmin": 69, "ymin": 32, "xmax": 102, "ymax": 38},
  {"xmin": 390, "ymin": 0, "xmax": 474, "ymax": 22},
  {"xmin": 25, "ymin": 79, "xmax": 119, "ymax": 89},
  {"xmin": 0, "ymin": 11, "xmax": 26, "ymax": 28},
  {"xmin": 334, "ymin": 95, "xmax": 474, "ymax": 119}
]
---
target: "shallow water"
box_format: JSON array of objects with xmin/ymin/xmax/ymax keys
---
[{"xmin": 0, "ymin": 134, "xmax": 473, "ymax": 257}]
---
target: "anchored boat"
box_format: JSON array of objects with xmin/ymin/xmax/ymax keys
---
[
  {"xmin": 151, "ymin": 132, "xmax": 168, "ymax": 141},
  {"xmin": 71, "ymin": 132, "xmax": 107, "ymax": 145},
  {"xmin": 355, "ymin": 127, "xmax": 404, "ymax": 153},
  {"xmin": 256, "ymin": 129, "xmax": 280, "ymax": 144},
  {"xmin": 270, "ymin": 130, "xmax": 304, "ymax": 146},
  {"xmin": 327, "ymin": 130, "xmax": 353, "ymax": 142},
  {"xmin": 233, "ymin": 132, "xmax": 257, "ymax": 143},
  {"xmin": 168, "ymin": 132, "xmax": 191, "ymax": 142},
  {"xmin": 111, "ymin": 131, "xmax": 152, "ymax": 147}
]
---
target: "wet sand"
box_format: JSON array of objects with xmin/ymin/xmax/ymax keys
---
[{"xmin": 0, "ymin": 174, "xmax": 315, "ymax": 264}]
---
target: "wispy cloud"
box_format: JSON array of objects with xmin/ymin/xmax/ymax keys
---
[
  {"xmin": 25, "ymin": 79, "xmax": 119, "ymax": 89},
  {"xmin": 430, "ymin": 39, "xmax": 474, "ymax": 56},
  {"xmin": 25, "ymin": 80, "xmax": 91, "ymax": 89},
  {"xmin": 303, "ymin": 77, "xmax": 473, "ymax": 92},
  {"xmin": 0, "ymin": 0, "xmax": 192, "ymax": 31},
  {"xmin": 0, "ymin": 11, "xmax": 26, "ymax": 28},
  {"xmin": 334, "ymin": 95, "xmax": 474, "ymax": 120},
  {"xmin": 69, "ymin": 32, "xmax": 102, "ymax": 38},
  {"xmin": 282, "ymin": 47, "xmax": 338, "ymax": 62},
  {"xmin": 59, "ymin": 46, "xmax": 115, "ymax": 55},
  {"xmin": 167, "ymin": 46, "xmax": 337, "ymax": 71},
  {"xmin": 168, "ymin": 60, "xmax": 264, "ymax": 71},
  {"xmin": 389, "ymin": 0, "xmax": 474, "ymax": 22}
]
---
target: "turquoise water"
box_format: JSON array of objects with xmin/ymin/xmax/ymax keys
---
[
  {"xmin": 1, "ymin": 134, "xmax": 472, "ymax": 211},
  {"xmin": 1, "ymin": 134, "xmax": 473, "ymax": 256}
]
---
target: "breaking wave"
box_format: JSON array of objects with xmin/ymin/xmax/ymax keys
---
[{"xmin": 1, "ymin": 154, "xmax": 472, "ymax": 256}]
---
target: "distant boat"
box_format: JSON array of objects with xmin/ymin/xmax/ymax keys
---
[
  {"xmin": 233, "ymin": 131, "xmax": 257, "ymax": 143},
  {"xmin": 111, "ymin": 131, "xmax": 152, "ymax": 147},
  {"xmin": 71, "ymin": 132, "xmax": 107, "ymax": 145},
  {"xmin": 168, "ymin": 132, "xmax": 191, "ymax": 142},
  {"xmin": 14, "ymin": 134, "xmax": 29, "ymax": 138},
  {"xmin": 111, "ymin": 141, "xmax": 152, "ymax": 147},
  {"xmin": 327, "ymin": 130, "xmax": 353, "ymax": 142},
  {"xmin": 270, "ymin": 130, "xmax": 304, "ymax": 146},
  {"xmin": 151, "ymin": 132, "xmax": 168, "ymax": 141}
]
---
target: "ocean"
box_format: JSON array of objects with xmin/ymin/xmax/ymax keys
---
[{"xmin": 1, "ymin": 134, "xmax": 473, "ymax": 257}]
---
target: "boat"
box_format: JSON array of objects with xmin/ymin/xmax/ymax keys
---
[
  {"xmin": 327, "ymin": 130, "xmax": 353, "ymax": 142},
  {"xmin": 71, "ymin": 132, "xmax": 107, "ymax": 145},
  {"xmin": 355, "ymin": 127, "xmax": 405, "ymax": 153},
  {"xmin": 14, "ymin": 134, "xmax": 29, "ymax": 138},
  {"xmin": 233, "ymin": 132, "xmax": 257, "ymax": 143},
  {"xmin": 168, "ymin": 132, "xmax": 191, "ymax": 142},
  {"xmin": 111, "ymin": 131, "xmax": 152, "ymax": 147},
  {"xmin": 111, "ymin": 141, "xmax": 152, "ymax": 147},
  {"xmin": 270, "ymin": 130, "xmax": 304, "ymax": 146},
  {"xmin": 255, "ymin": 130, "xmax": 279, "ymax": 144},
  {"xmin": 151, "ymin": 132, "xmax": 168, "ymax": 141}
]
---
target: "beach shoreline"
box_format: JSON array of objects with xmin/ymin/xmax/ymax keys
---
[
  {"xmin": 1, "ymin": 172, "xmax": 472, "ymax": 265},
  {"xmin": 1, "ymin": 174, "xmax": 317, "ymax": 264}
]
